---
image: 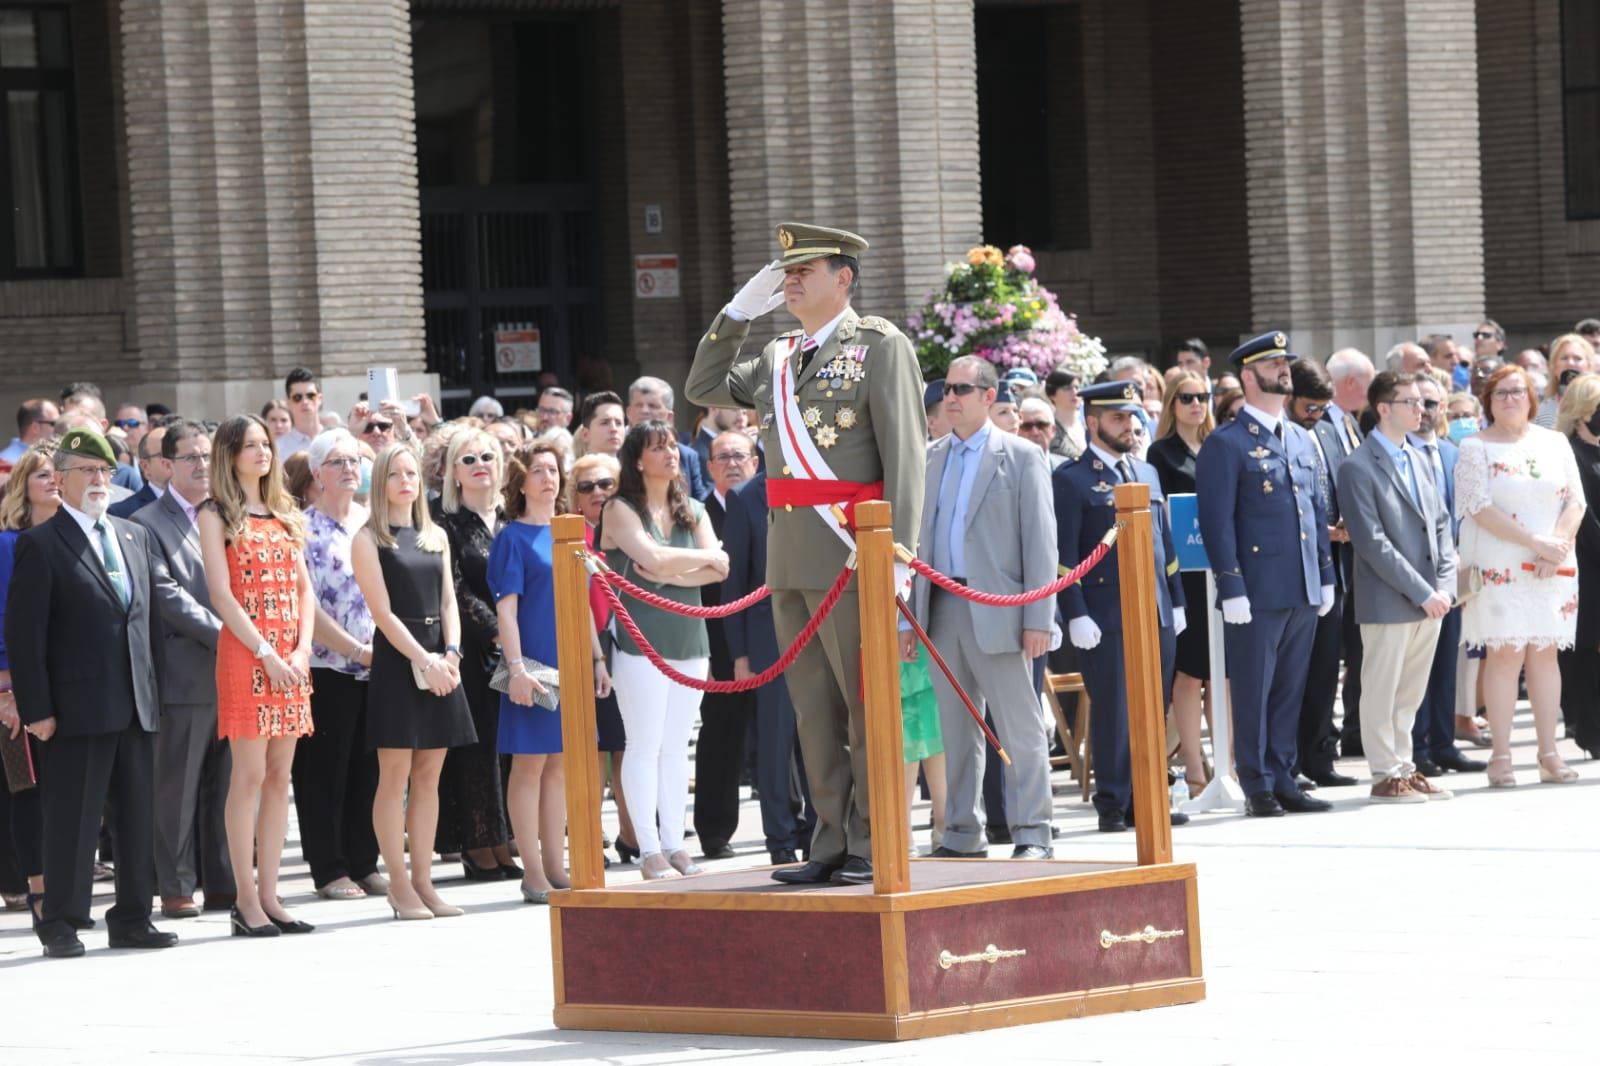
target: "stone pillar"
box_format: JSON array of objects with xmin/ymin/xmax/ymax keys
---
[
  {"xmin": 720, "ymin": 0, "xmax": 981, "ymax": 330},
  {"xmin": 1241, "ymin": 0, "xmax": 1485, "ymax": 359},
  {"xmin": 120, "ymin": 0, "xmax": 427, "ymax": 415}
]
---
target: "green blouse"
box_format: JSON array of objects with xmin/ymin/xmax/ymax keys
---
[{"xmin": 604, "ymin": 499, "xmax": 710, "ymax": 662}]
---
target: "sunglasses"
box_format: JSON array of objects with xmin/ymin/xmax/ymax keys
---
[
  {"xmin": 943, "ymin": 382, "xmax": 983, "ymax": 397},
  {"xmin": 1019, "ymin": 420, "xmax": 1053, "ymax": 432},
  {"xmin": 1422, "ymin": 399, "xmax": 1441, "ymax": 410},
  {"xmin": 364, "ymin": 421, "xmax": 393, "ymax": 433},
  {"xmin": 290, "ymin": 390, "xmax": 319, "ymax": 403},
  {"xmin": 1472, "ymin": 331, "xmax": 1496, "ymax": 341},
  {"xmin": 1300, "ymin": 402, "xmax": 1328, "ymax": 415},
  {"xmin": 459, "ymin": 451, "xmax": 497, "ymax": 465},
  {"xmin": 113, "ymin": 418, "xmax": 144, "ymax": 429},
  {"xmin": 1175, "ymin": 392, "xmax": 1209, "ymax": 405},
  {"xmin": 576, "ymin": 477, "xmax": 617, "ymax": 494}
]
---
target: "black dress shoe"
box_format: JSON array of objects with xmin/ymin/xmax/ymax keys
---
[
  {"xmin": 1275, "ymin": 787, "xmax": 1333, "ymax": 813},
  {"xmin": 984, "ymin": 825, "xmax": 1013, "ymax": 845},
  {"xmin": 461, "ymin": 855, "xmax": 506, "ymax": 881},
  {"xmin": 1414, "ymin": 757, "xmax": 1444, "ymax": 778},
  {"xmin": 831, "ymin": 856, "xmax": 873, "ymax": 885},
  {"xmin": 1098, "ymin": 809, "xmax": 1128, "ymax": 832},
  {"xmin": 1011, "ymin": 844, "xmax": 1051, "ymax": 859},
  {"xmin": 1245, "ymin": 791, "xmax": 1285, "ymax": 817},
  {"xmin": 1294, "ymin": 774, "xmax": 1319, "ymax": 791},
  {"xmin": 699, "ymin": 842, "xmax": 737, "ymax": 861},
  {"xmin": 1434, "ymin": 750, "xmax": 1487, "ymax": 773},
  {"xmin": 931, "ymin": 845, "xmax": 988, "ymax": 858},
  {"xmin": 108, "ymin": 924, "xmax": 179, "ymax": 949},
  {"xmin": 1307, "ymin": 768, "xmax": 1359, "ymax": 787},
  {"xmin": 771, "ymin": 860, "xmax": 841, "ymax": 885},
  {"xmin": 769, "ymin": 848, "xmax": 799, "ymax": 865},
  {"xmin": 41, "ymin": 931, "xmax": 85, "ymax": 958},
  {"xmin": 1125, "ymin": 806, "xmax": 1190, "ymax": 827},
  {"xmin": 267, "ymin": 915, "xmax": 315, "ymax": 935},
  {"xmin": 229, "ymin": 907, "xmax": 281, "ymax": 938}
]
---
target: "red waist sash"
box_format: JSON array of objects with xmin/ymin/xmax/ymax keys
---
[{"xmin": 765, "ymin": 478, "xmax": 884, "ymax": 531}]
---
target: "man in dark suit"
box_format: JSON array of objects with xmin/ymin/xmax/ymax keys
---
[
  {"xmin": 722, "ymin": 470, "xmax": 814, "ymax": 864},
  {"xmin": 7, "ymin": 427, "xmax": 176, "ymax": 957},
  {"xmin": 692, "ymin": 431, "xmax": 760, "ymax": 859},
  {"xmin": 108, "ymin": 422, "xmax": 167, "ymax": 519},
  {"xmin": 1196, "ymin": 333, "xmax": 1336, "ymax": 817},
  {"xmin": 132, "ymin": 420, "xmax": 235, "ymax": 917},
  {"xmin": 1325, "ymin": 348, "xmax": 1377, "ymax": 756},
  {"xmin": 626, "ymin": 375, "xmax": 709, "ymax": 501},
  {"xmin": 1055, "ymin": 381, "xmax": 1188, "ymax": 832},
  {"xmin": 1288, "ymin": 359, "xmax": 1358, "ymax": 788}
]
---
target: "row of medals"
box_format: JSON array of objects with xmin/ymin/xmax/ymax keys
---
[{"xmin": 798, "ymin": 345, "xmax": 867, "ymax": 449}]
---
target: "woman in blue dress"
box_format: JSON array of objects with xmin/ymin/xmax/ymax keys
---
[{"xmin": 489, "ymin": 441, "xmax": 612, "ymax": 903}]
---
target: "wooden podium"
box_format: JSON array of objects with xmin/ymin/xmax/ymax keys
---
[{"xmin": 547, "ymin": 485, "xmax": 1204, "ymax": 1040}]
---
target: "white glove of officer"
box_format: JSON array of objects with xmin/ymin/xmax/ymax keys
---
[
  {"xmin": 1317, "ymin": 584, "xmax": 1335, "ymax": 618},
  {"xmin": 1172, "ymin": 607, "xmax": 1187, "ymax": 637},
  {"xmin": 1068, "ymin": 615, "xmax": 1102, "ymax": 651},
  {"xmin": 724, "ymin": 260, "xmax": 786, "ymax": 321},
  {"xmin": 1221, "ymin": 597, "xmax": 1252, "ymax": 625},
  {"xmin": 893, "ymin": 562, "xmax": 912, "ymax": 602}
]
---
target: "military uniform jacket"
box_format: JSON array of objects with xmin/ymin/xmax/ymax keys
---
[
  {"xmin": 1052, "ymin": 451, "xmax": 1184, "ymax": 631},
  {"xmin": 1195, "ymin": 410, "xmax": 1334, "ymax": 609},
  {"xmin": 686, "ymin": 307, "xmax": 927, "ymax": 590}
]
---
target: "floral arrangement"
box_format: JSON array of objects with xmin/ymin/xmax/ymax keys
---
[{"xmin": 908, "ymin": 244, "xmax": 1106, "ymax": 381}]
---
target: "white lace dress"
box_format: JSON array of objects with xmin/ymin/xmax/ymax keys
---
[{"xmin": 1456, "ymin": 426, "xmax": 1584, "ymax": 650}]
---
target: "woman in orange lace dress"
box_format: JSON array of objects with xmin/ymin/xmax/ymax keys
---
[{"xmin": 199, "ymin": 415, "xmax": 316, "ymax": 937}]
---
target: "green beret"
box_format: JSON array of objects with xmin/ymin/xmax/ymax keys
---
[
  {"xmin": 58, "ymin": 426, "xmax": 116, "ymax": 466},
  {"xmin": 774, "ymin": 221, "xmax": 868, "ymax": 270}
]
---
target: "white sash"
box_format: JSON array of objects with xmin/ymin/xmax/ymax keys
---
[{"xmin": 771, "ymin": 336, "xmax": 856, "ymax": 551}]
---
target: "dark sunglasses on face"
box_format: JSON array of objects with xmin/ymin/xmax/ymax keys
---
[
  {"xmin": 459, "ymin": 451, "xmax": 497, "ymax": 465},
  {"xmin": 113, "ymin": 418, "xmax": 144, "ymax": 429},
  {"xmin": 1472, "ymin": 331, "xmax": 1496, "ymax": 341},
  {"xmin": 1422, "ymin": 399, "xmax": 1441, "ymax": 410},
  {"xmin": 1019, "ymin": 421, "xmax": 1053, "ymax": 432},
  {"xmin": 290, "ymin": 390, "xmax": 318, "ymax": 403},
  {"xmin": 364, "ymin": 421, "xmax": 393, "ymax": 433},
  {"xmin": 944, "ymin": 382, "xmax": 983, "ymax": 397},
  {"xmin": 576, "ymin": 477, "xmax": 617, "ymax": 494},
  {"xmin": 1300, "ymin": 402, "xmax": 1328, "ymax": 415},
  {"xmin": 1175, "ymin": 392, "xmax": 1209, "ymax": 405}
]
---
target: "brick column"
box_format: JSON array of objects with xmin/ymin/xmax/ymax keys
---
[
  {"xmin": 1241, "ymin": 0, "xmax": 1485, "ymax": 358},
  {"xmin": 720, "ymin": 0, "xmax": 981, "ymax": 329},
  {"xmin": 120, "ymin": 0, "xmax": 426, "ymax": 415}
]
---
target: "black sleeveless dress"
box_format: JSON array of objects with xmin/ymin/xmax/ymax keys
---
[{"xmin": 366, "ymin": 526, "xmax": 477, "ymax": 750}]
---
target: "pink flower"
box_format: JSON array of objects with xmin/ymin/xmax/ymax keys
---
[{"xmin": 1005, "ymin": 245, "xmax": 1036, "ymax": 274}]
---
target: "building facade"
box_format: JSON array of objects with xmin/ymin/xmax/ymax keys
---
[{"xmin": 0, "ymin": 0, "xmax": 1593, "ymax": 423}]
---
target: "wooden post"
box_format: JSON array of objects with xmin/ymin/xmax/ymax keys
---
[
  {"xmin": 1113, "ymin": 483, "xmax": 1173, "ymax": 867},
  {"xmin": 854, "ymin": 500, "xmax": 910, "ymax": 894},
  {"xmin": 552, "ymin": 513, "xmax": 605, "ymax": 889}
]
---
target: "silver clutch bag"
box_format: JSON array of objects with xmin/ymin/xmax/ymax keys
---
[{"xmin": 488, "ymin": 657, "xmax": 561, "ymax": 711}]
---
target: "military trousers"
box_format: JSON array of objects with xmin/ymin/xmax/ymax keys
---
[
  {"xmin": 1224, "ymin": 604, "xmax": 1317, "ymax": 796},
  {"xmin": 1078, "ymin": 621, "xmax": 1177, "ymax": 816}
]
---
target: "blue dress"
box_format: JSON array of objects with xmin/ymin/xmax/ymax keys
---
[{"xmin": 487, "ymin": 520, "xmax": 563, "ymax": 754}]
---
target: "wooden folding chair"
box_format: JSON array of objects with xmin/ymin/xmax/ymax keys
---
[{"xmin": 1044, "ymin": 671, "xmax": 1093, "ymax": 801}]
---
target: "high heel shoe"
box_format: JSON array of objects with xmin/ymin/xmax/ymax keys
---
[
  {"xmin": 1538, "ymin": 751, "xmax": 1579, "ymax": 784},
  {"xmin": 230, "ymin": 906, "xmax": 281, "ymax": 938},
  {"xmin": 386, "ymin": 892, "xmax": 434, "ymax": 921},
  {"xmin": 667, "ymin": 850, "xmax": 703, "ymax": 877},
  {"xmin": 461, "ymin": 854, "xmax": 506, "ymax": 882},
  {"xmin": 615, "ymin": 839, "xmax": 640, "ymax": 864},
  {"xmin": 640, "ymin": 853, "xmax": 681, "ymax": 881},
  {"xmin": 266, "ymin": 914, "xmax": 315, "ymax": 934},
  {"xmin": 1486, "ymin": 753, "xmax": 1517, "ymax": 789},
  {"xmin": 422, "ymin": 896, "xmax": 465, "ymax": 918},
  {"xmin": 521, "ymin": 882, "xmax": 551, "ymax": 905}
]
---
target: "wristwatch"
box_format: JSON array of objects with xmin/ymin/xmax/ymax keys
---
[
  {"xmin": 444, "ymin": 643, "xmax": 462, "ymax": 659},
  {"xmin": 253, "ymin": 639, "xmax": 273, "ymax": 659}
]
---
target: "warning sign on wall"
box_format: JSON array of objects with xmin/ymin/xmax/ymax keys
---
[
  {"xmin": 494, "ymin": 327, "xmax": 542, "ymax": 374},
  {"xmin": 634, "ymin": 254, "xmax": 681, "ymax": 300}
]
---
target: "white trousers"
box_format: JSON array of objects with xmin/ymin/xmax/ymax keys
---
[
  {"xmin": 1358, "ymin": 618, "xmax": 1443, "ymax": 780},
  {"xmin": 611, "ymin": 651, "xmax": 709, "ymax": 857}
]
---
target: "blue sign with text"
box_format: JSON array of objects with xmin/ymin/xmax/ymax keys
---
[{"xmin": 1168, "ymin": 493, "xmax": 1209, "ymax": 572}]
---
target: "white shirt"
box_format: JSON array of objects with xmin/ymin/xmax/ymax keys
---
[
  {"xmin": 1087, "ymin": 442, "xmax": 1136, "ymax": 479},
  {"xmin": 277, "ymin": 428, "xmax": 314, "ymax": 458},
  {"xmin": 804, "ymin": 307, "xmax": 851, "ymax": 351},
  {"xmin": 62, "ymin": 499, "xmax": 127, "ymax": 591}
]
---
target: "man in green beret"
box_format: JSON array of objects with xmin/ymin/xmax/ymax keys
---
[
  {"xmin": 687, "ymin": 222, "xmax": 927, "ymax": 886},
  {"xmin": 8, "ymin": 426, "xmax": 175, "ymax": 956}
]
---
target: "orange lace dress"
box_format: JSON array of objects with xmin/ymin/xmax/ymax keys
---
[{"xmin": 216, "ymin": 514, "xmax": 314, "ymax": 739}]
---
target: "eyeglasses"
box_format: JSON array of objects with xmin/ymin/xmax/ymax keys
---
[
  {"xmin": 113, "ymin": 418, "xmax": 144, "ymax": 430},
  {"xmin": 459, "ymin": 451, "xmax": 497, "ymax": 465},
  {"xmin": 1385, "ymin": 397, "xmax": 1425, "ymax": 408},
  {"xmin": 321, "ymin": 456, "xmax": 361, "ymax": 469},
  {"xmin": 290, "ymin": 390, "xmax": 319, "ymax": 403},
  {"xmin": 1175, "ymin": 392, "xmax": 1209, "ymax": 405},
  {"xmin": 537, "ymin": 406, "xmax": 570, "ymax": 418},
  {"xmin": 576, "ymin": 477, "xmax": 617, "ymax": 494},
  {"xmin": 710, "ymin": 452, "xmax": 752, "ymax": 464},
  {"xmin": 364, "ymin": 421, "xmax": 393, "ymax": 434},
  {"xmin": 60, "ymin": 464, "xmax": 114, "ymax": 480},
  {"xmin": 1472, "ymin": 331, "xmax": 1497, "ymax": 341},
  {"xmin": 944, "ymin": 383, "xmax": 983, "ymax": 397},
  {"xmin": 1491, "ymin": 388, "xmax": 1528, "ymax": 400},
  {"xmin": 171, "ymin": 453, "xmax": 212, "ymax": 466},
  {"xmin": 1299, "ymin": 402, "xmax": 1328, "ymax": 415},
  {"xmin": 1421, "ymin": 399, "xmax": 1441, "ymax": 411},
  {"xmin": 1019, "ymin": 421, "xmax": 1053, "ymax": 432}
]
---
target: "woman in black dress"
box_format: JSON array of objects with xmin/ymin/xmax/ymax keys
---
[
  {"xmin": 352, "ymin": 443, "xmax": 476, "ymax": 920},
  {"xmin": 1146, "ymin": 369, "xmax": 1215, "ymax": 795},
  {"xmin": 432, "ymin": 429, "xmax": 519, "ymax": 881},
  {"xmin": 1557, "ymin": 376, "xmax": 1600, "ymax": 759}
]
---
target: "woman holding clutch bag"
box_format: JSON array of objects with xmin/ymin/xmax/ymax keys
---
[
  {"xmin": 600, "ymin": 422, "xmax": 726, "ymax": 881},
  {"xmin": 352, "ymin": 442, "xmax": 475, "ymax": 920},
  {"xmin": 488, "ymin": 441, "xmax": 611, "ymax": 903},
  {"xmin": 1456, "ymin": 365, "xmax": 1586, "ymax": 787}
]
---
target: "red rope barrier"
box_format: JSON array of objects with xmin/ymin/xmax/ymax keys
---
[
  {"xmin": 597, "ymin": 563, "xmax": 853, "ymax": 693},
  {"xmin": 595, "ymin": 561, "xmax": 771, "ymax": 619},
  {"xmin": 905, "ymin": 527, "xmax": 1117, "ymax": 607}
]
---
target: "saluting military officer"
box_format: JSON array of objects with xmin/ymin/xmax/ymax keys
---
[
  {"xmin": 686, "ymin": 223, "xmax": 926, "ymax": 886},
  {"xmin": 1053, "ymin": 381, "xmax": 1188, "ymax": 833},
  {"xmin": 1195, "ymin": 332, "xmax": 1336, "ymax": 818}
]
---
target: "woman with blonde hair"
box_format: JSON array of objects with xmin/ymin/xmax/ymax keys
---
[
  {"xmin": 1535, "ymin": 333, "xmax": 1596, "ymax": 429},
  {"xmin": 352, "ymin": 442, "xmax": 475, "ymax": 919},
  {"xmin": 1556, "ymin": 373, "xmax": 1600, "ymax": 759},
  {"xmin": 199, "ymin": 415, "xmax": 316, "ymax": 937}
]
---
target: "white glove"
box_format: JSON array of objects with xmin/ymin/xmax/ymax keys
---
[
  {"xmin": 893, "ymin": 562, "xmax": 912, "ymax": 602},
  {"xmin": 725, "ymin": 260, "xmax": 786, "ymax": 321},
  {"xmin": 1172, "ymin": 607, "xmax": 1187, "ymax": 637},
  {"xmin": 1068, "ymin": 616, "xmax": 1102, "ymax": 650},
  {"xmin": 1221, "ymin": 597, "xmax": 1252, "ymax": 625},
  {"xmin": 1317, "ymin": 584, "xmax": 1335, "ymax": 618}
]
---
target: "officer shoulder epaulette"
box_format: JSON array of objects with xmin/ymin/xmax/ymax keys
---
[{"xmin": 856, "ymin": 315, "xmax": 901, "ymax": 336}]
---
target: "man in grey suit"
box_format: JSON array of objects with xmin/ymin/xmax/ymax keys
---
[
  {"xmin": 132, "ymin": 420, "xmax": 234, "ymax": 914},
  {"xmin": 1335, "ymin": 372, "xmax": 1457, "ymax": 804},
  {"xmin": 903, "ymin": 356, "xmax": 1057, "ymax": 859}
]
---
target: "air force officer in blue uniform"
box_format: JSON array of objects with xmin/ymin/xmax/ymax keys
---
[
  {"xmin": 1196, "ymin": 333, "xmax": 1336, "ymax": 817},
  {"xmin": 1054, "ymin": 381, "xmax": 1188, "ymax": 832}
]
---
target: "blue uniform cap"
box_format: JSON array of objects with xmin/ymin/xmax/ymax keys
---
[
  {"xmin": 1228, "ymin": 330, "xmax": 1299, "ymax": 369},
  {"xmin": 995, "ymin": 379, "xmax": 1014, "ymax": 405},
  {"xmin": 1001, "ymin": 366, "xmax": 1039, "ymax": 387},
  {"xmin": 1078, "ymin": 380, "xmax": 1144, "ymax": 412},
  {"xmin": 924, "ymin": 379, "xmax": 946, "ymax": 409}
]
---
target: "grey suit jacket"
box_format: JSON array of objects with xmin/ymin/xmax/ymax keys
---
[
  {"xmin": 133, "ymin": 491, "xmax": 222, "ymax": 705},
  {"xmin": 912, "ymin": 425, "xmax": 1057, "ymax": 652},
  {"xmin": 1335, "ymin": 434, "xmax": 1456, "ymax": 625}
]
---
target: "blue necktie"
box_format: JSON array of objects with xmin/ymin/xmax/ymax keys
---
[{"xmin": 94, "ymin": 521, "xmax": 129, "ymax": 607}]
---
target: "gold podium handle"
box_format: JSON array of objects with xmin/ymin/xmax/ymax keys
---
[
  {"xmin": 1099, "ymin": 924, "xmax": 1185, "ymax": 949},
  {"xmin": 937, "ymin": 944, "xmax": 1028, "ymax": 970}
]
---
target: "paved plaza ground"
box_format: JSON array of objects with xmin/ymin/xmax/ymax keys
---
[{"xmin": 2, "ymin": 705, "xmax": 1596, "ymax": 1066}]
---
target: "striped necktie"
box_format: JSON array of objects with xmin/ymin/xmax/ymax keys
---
[{"xmin": 798, "ymin": 337, "xmax": 819, "ymax": 376}]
